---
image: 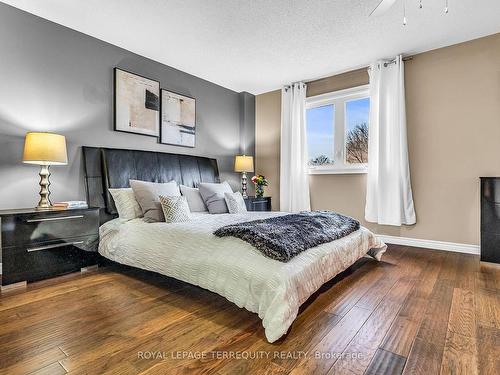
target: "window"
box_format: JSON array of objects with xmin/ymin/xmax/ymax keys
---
[
  {"xmin": 306, "ymin": 104, "xmax": 334, "ymax": 167},
  {"xmin": 306, "ymin": 85, "xmax": 370, "ymax": 174}
]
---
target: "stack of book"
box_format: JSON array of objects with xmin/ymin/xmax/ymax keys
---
[{"xmin": 53, "ymin": 201, "xmax": 88, "ymax": 209}]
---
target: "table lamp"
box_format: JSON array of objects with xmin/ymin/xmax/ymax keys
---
[
  {"xmin": 234, "ymin": 155, "xmax": 254, "ymax": 198},
  {"xmin": 23, "ymin": 132, "xmax": 68, "ymax": 209}
]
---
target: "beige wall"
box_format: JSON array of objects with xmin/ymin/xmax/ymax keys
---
[
  {"xmin": 307, "ymin": 68, "xmax": 369, "ymax": 97},
  {"xmin": 255, "ymin": 32, "xmax": 500, "ymax": 245},
  {"xmin": 255, "ymin": 91, "xmax": 282, "ymax": 210}
]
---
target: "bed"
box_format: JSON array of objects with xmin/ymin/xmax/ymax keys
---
[{"xmin": 83, "ymin": 146, "xmax": 386, "ymax": 343}]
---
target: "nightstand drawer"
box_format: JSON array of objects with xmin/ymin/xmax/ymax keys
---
[
  {"xmin": 4, "ymin": 234, "xmax": 99, "ymax": 255},
  {"xmin": 252, "ymin": 199, "xmax": 270, "ymax": 211},
  {"xmin": 1, "ymin": 209, "xmax": 99, "ymax": 248},
  {"xmin": 244, "ymin": 196, "xmax": 272, "ymax": 211},
  {"xmin": 2, "ymin": 235, "xmax": 99, "ymax": 285}
]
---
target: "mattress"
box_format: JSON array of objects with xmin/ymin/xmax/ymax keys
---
[{"xmin": 99, "ymin": 212, "xmax": 386, "ymax": 342}]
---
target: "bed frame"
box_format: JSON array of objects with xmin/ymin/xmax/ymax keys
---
[{"xmin": 82, "ymin": 146, "xmax": 220, "ymax": 224}]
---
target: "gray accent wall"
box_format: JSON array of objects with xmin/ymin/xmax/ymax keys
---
[
  {"xmin": 238, "ymin": 91, "xmax": 256, "ymax": 195},
  {"xmin": 239, "ymin": 91, "xmax": 256, "ymax": 156},
  {"xmin": 0, "ymin": 3, "xmax": 255, "ymax": 209}
]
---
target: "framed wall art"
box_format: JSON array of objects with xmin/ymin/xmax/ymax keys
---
[
  {"xmin": 160, "ymin": 89, "xmax": 196, "ymax": 147},
  {"xmin": 114, "ymin": 68, "xmax": 160, "ymax": 137}
]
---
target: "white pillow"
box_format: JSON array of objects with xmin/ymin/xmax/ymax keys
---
[
  {"xmin": 199, "ymin": 181, "xmax": 233, "ymax": 214},
  {"xmin": 180, "ymin": 185, "xmax": 208, "ymax": 212},
  {"xmin": 130, "ymin": 180, "xmax": 180, "ymax": 222},
  {"xmin": 159, "ymin": 195, "xmax": 191, "ymax": 223},
  {"xmin": 108, "ymin": 188, "xmax": 142, "ymax": 220},
  {"xmin": 224, "ymin": 192, "xmax": 247, "ymax": 214}
]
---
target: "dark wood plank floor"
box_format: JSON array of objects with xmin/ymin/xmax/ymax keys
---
[{"xmin": 0, "ymin": 245, "xmax": 499, "ymax": 375}]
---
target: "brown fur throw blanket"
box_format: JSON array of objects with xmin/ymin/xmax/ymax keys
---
[{"xmin": 214, "ymin": 211, "xmax": 360, "ymax": 262}]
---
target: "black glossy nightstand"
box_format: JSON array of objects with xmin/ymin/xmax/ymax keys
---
[
  {"xmin": 0, "ymin": 207, "xmax": 100, "ymax": 287},
  {"xmin": 244, "ymin": 196, "xmax": 272, "ymax": 212}
]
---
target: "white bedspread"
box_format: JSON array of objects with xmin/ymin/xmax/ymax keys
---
[{"xmin": 99, "ymin": 212, "xmax": 386, "ymax": 342}]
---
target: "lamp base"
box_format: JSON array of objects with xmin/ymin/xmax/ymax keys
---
[
  {"xmin": 36, "ymin": 165, "xmax": 52, "ymax": 210},
  {"xmin": 241, "ymin": 171, "xmax": 248, "ymax": 198}
]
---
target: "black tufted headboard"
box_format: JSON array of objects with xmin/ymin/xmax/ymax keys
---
[{"xmin": 82, "ymin": 146, "xmax": 220, "ymax": 224}]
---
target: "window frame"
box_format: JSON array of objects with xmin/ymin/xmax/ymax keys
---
[{"xmin": 306, "ymin": 84, "xmax": 370, "ymax": 175}]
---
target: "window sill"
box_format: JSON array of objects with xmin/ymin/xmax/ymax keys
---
[{"xmin": 308, "ymin": 167, "xmax": 368, "ymax": 175}]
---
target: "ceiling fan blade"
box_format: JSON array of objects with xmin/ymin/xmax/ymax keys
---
[{"xmin": 369, "ymin": 0, "xmax": 398, "ymax": 17}]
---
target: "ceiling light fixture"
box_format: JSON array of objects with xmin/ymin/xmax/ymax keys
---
[
  {"xmin": 370, "ymin": 0, "xmax": 450, "ymax": 26},
  {"xmin": 403, "ymin": 0, "xmax": 407, "ymax": 25}
]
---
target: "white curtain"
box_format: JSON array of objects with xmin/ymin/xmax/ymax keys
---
[
  {"xmin": 280, "ymin": 82, "xmax": 311, "ymax": 212},
  {"xmin": 365, "ymin": 55, "xmax": 416, "ymax": 226}
]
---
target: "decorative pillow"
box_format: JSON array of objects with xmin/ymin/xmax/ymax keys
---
[
  {"xmin": 108, "ymin": 188, "xmax": 143, "ymax": 220},
  {"xmin": 130, "ymin": 180, "xmax": 180, "ymax": 222},
  {"xmin": 159, "ymin": 195, "xmax": 191, "ymax": 223},
  {"xmin": 199, "ymin": 181, "xmax": 233, "ymax": 214},
  {"xmin": 180, "ymin": 185, "xmax": 208, "ymax": 212},
  {"xmin": 224, "ymin": 192, "xmax": 247, "ymax": 214}
]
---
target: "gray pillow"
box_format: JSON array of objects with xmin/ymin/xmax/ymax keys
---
[
  {"xmin": 130, "ymin": 180, "xmax": 180, "ymax": 222},
  {"xmin": 180, "ymin": 185, "xmax": 208, "ymax": 212},
  {"xmin": 199, "ymin": 181, "xmax": 233, "ymax": 214}
]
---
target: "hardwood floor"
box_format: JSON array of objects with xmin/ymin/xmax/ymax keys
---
[{"xmin": 0, "ymin": 245, "xmax": 498, "ymax": 374}]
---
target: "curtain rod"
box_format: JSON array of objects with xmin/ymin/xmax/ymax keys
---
[
  {"xmin": 304, "ymin": 55, "xmax": 414, "ymax": 84},
  {"xmin": 383, "ymin": 56, "xmax": 413, "ymax": 67},
  {"xmin": 283, "ymin": 82, "xmax": 306, "ymax": 90}
]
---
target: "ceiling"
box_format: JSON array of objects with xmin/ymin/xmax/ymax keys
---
[{"xmin": 2, "ymin": 0, "xmax": 500, "ymax": 94}]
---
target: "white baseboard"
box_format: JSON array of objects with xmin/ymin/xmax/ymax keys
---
[{"xmin": 377, "ymin": 234, "xmax": 480, "ymax": 255}]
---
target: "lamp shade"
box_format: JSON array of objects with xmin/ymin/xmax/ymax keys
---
[
  {"xmin": 234, "ymin": 155, "xmax": 254, "ymax": 172},
  {"xmin": 23, "ymin": 132, "xmax": 68, "ymax": 165}
]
